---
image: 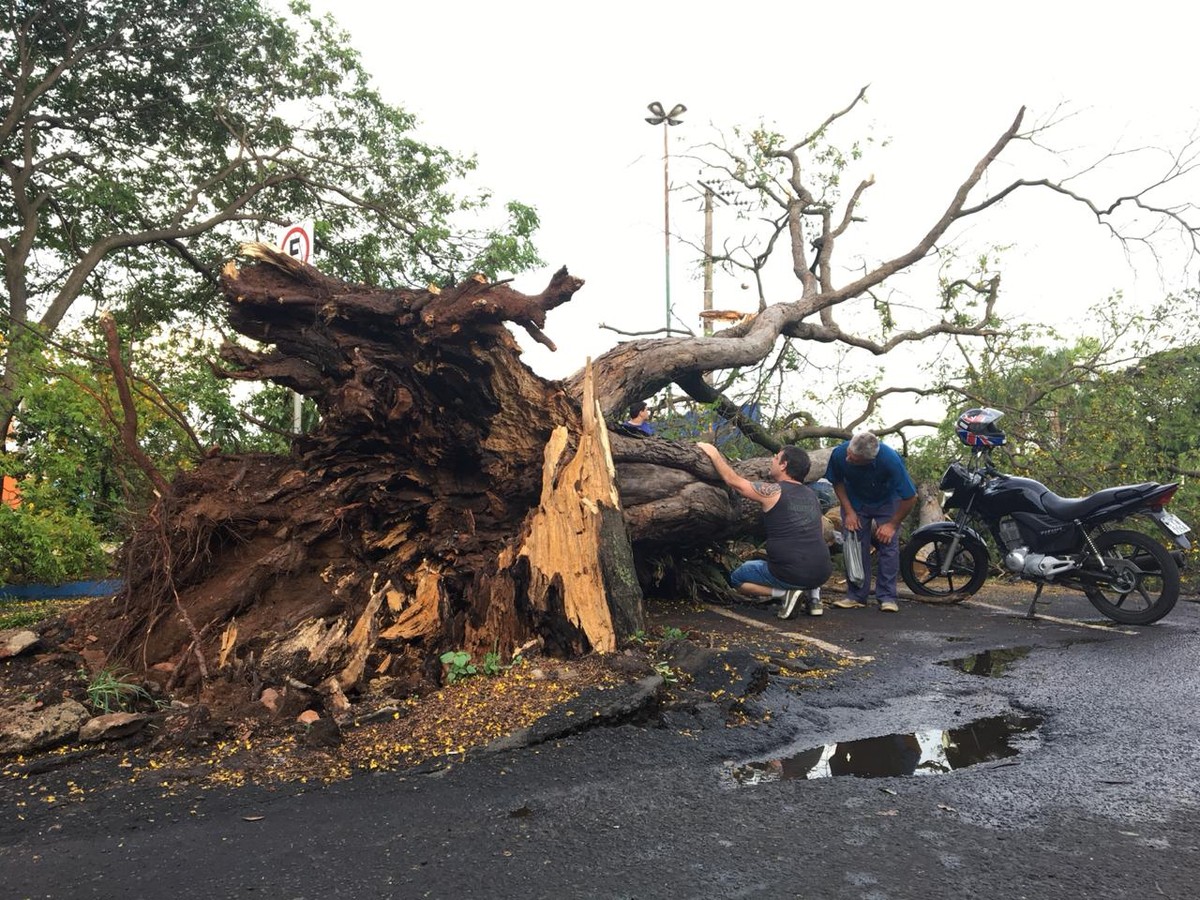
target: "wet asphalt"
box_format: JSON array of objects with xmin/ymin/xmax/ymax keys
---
[{"xmin": 4, "ymin": 587, "xmax": 1200, "ymax": 899}]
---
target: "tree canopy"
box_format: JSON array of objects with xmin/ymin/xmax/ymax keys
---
[{"xmin": 0, "ymin": 0, "xmax": 541, "ymax": 432}]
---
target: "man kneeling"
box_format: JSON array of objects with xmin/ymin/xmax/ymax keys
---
[{"xmin": 696, "ymin": 442, "xmax": 833, "ymax": 619}]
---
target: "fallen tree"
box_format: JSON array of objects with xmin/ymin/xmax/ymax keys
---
[{"xmin": 89, "ymin": 94, "xmax": 1199, "ymax": 709}]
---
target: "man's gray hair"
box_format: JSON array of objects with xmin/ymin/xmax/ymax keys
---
[{"xmin": 848, "ymin": 431, "xmax": 880, "ymax": 460}]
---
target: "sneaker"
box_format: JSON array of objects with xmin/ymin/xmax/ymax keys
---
[
  {"xmin": 879, "ymin": 599, "xmax": 899, "ymax": 613},
  {"xmin": 832, "ymin": 598, "xmax": 867, "ymax": 609},
  {"xmin": 806, "ymin": 589, "xmax": 824, "ymax": 617},
  {"xmin": 778, "ymin": 589, "xmax": 803, "ymax": 620}
]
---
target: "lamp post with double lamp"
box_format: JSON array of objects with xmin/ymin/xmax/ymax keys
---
[{"xmin": 645, "ymin": 101, "xmax": 686, "ymax": 334}]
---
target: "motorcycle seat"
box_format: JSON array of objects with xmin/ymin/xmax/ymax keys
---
[{"xmin": 1042, "ymin": 483, "xmax": 1158, "ymax": 520}]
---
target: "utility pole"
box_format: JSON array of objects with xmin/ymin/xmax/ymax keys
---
[
  {"xmin": 645, "ymin": 102, "xmax": 686, "ymax": 334},
  {"xmin": 702, "ymin": 185, "xmax": 714, "ymax": 338}
]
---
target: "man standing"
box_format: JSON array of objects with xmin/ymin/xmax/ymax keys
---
[
  {"xmin": 824, "ymin": 432, "xmax": 917, "ymax": 612},
  {"xmin": 697, "ymin": 442, "xmax": 832, "ymax": 619}
]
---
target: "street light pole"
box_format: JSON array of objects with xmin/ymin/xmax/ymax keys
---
[{"xmin": 645, "ymin": 101, "xmax": 686, "ymax": 334}]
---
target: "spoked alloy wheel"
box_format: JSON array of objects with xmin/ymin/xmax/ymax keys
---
[
  {"xmin": 1082, "ymin": 529, "xmax": 1179, "ymax": 625},
  {"xmin": 900, "ymin": 532, "xmax": 988, "ymax": 602}
]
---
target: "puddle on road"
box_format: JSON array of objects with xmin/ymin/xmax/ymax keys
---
[
  {"xmin": 937, "ymin": 646, "xmax": 1033, "ymax": 677},
  {"xmin": 722, "ymin": 713, "xmax": 1043, "ymax": 786}
]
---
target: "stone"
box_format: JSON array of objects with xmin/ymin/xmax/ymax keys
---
[
  {"xmin": 297, "ymin": 709, "xmax": 320, "ymax": 725},
  {"xmin": 0, "ymin": 630, "xmax": 38, "ymax": 659},
  {"xmin": 0, "ymin": 699, "xmax": 90, "ymax": 756},
  {"xmin": 259, "ymin": 688, "xmax": 282, "ymax": 714},
  {"xmin": 78, "ymin": 712, "xmax": 149, "ymax": 743},
  {"xmin": 302, "ymin": 717, "xmax": 342, "ymax": 748}
]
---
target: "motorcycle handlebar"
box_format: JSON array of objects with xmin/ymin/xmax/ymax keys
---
[{"xmin": 973, "ymin": 448, "xmax": 1001, "ymax": 476}]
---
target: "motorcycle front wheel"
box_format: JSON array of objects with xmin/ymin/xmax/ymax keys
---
[
  {"xmin": 1081, "ymin": 529, "xmax": 1179, "ymax": 625},
  {"xmin": 900, "ymin": 532, "xmax": 989, "ymax": 602}
]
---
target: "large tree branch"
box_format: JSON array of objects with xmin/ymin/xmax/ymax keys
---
[
  {"xmin": 818, "ymin": 107, "xmax": 1026, "ymax": 306},
  {"xmin": 99, "ymin": 312, "xmax": 170, "ymax": 497},
  {"xmin": 582, "ymin": 110, "xmax": 1026, "ymax": 416}
]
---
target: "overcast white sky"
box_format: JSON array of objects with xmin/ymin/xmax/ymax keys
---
[{"xmin": 302, "ymin": 0, "xmax": 1198, "ymax": 425}]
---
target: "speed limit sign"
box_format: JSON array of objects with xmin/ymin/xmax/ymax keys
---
[{"xmin": 277, "ymin": 221, "xmax": 314, "ymax": 263}]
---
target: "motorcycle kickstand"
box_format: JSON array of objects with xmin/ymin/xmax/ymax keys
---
[{"xmin": 1024, "ymin": 583, "xmax": 1045, "ymax": 620}]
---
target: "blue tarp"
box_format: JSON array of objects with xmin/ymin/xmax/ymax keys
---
[
  {"xmin": 660, "ymin": 402, "xmax": 763, "ymax": 446},
  {"xmin": 0, "ymin": 579, "xmax": 122, "ymax": 601}
]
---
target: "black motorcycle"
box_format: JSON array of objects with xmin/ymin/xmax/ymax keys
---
[{"xmin": 900, "ymin": 408, "xmax": 1192, "ymax": 625}]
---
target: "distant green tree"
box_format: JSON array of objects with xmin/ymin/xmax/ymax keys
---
[
  {"xmin": 5, "ymin": 324, "xmax": 306, "ymax": 544},
  {"xmin": 909, "ymin": 294, "xmax": 1200, "ymax": 533},
  {"xmin": 0, "ymin": 0, "xmax": 541, "ymax": 436}
]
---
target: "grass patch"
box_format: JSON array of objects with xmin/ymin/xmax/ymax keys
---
[
  {"xmin": 84, "ymin": 668, "xmax": 153, "ymax": 714},
  {"xmin": 0, "ymin": 597, "xmax": 89, "ymax": 630}
]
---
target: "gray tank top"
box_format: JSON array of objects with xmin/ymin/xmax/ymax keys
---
[{"xmin": 764, "ymin": 482, "xmax": 833, "ymax": 588}]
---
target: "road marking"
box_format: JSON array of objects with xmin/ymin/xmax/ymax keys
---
[
  {"xmin": 963, "ymin": 599, "xmax": 1139, "ymax": 635},
  {"xmin": 705, "ymin": 605, "xmax": 875, "ymax": 662}
]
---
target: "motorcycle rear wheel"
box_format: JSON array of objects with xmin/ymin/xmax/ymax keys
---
[
  {"xmin": 900, "ymin": 532, "xmax": 988, "ymax": 602},
  {"xmin": 1082, "ymin": 529, "xmax": 1179, "ymax": 625}
]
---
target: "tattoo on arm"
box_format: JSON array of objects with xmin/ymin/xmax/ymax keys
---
[{"xmin": 752, "ymin": 482, "xmax": 781, "ymax": 498}]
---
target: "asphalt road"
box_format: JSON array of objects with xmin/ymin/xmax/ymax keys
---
[{"xmin": 5, "ymin": 588, "xmax": 1200, "ymax": 899}]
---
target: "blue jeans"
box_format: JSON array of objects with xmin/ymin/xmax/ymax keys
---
[
  {"xmin": 730, "ymin": 559, "xmax": 811, "ymax": 591},
  {"xmin": 844, "ymin": 500, "xmax": 900, "ymax": 602}
]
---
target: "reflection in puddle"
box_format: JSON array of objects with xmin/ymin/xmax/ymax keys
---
[
  {"xmin": 938, "ymin": 647, "xmax": 1033, "ymax": 677},
  {"xmin": 723, "ymin": 714, "xmax": 1042, "ymax": 785}
]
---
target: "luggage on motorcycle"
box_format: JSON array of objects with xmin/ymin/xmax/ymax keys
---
[{"xmin": 844, "ymin": 533, "xmax": 865, "ymax": 586}]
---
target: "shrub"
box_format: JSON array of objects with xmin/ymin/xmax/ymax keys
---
[{"xmin": 0, "ymin": 504, "xmax": 108, "ymax": 584}]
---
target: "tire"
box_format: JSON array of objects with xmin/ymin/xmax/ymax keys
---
[
  {"xmin": 900, "ymin": 532, "xmax": 989, "ymax": 602},
  {"xmin": 1082, "ymin": 529, "xmax": 1179, "ymax": 625}
]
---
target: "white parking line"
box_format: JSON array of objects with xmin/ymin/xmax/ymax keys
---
[
  {"xmin": 705, "ymin": 605, "xmax": 875, "ymax": 662},
  {"xmin": 963, "ymin": 599, "xmax": 1140, "ymax": 635}
]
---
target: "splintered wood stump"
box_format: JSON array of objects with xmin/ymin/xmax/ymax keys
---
[
  {"xmin": 515, "ymin": 361, "xmax": 640, "ymax": 653},
  {"xmin": 107, "ymin": 245, "xmax": 641, "ymax": 697}
]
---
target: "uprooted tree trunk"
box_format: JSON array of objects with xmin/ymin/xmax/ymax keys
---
[
  {"xmin": 100, "ymin": 102, "xmax": 1112, "ymax": 701},
  {"xmin": 103, "ymin": 246, "xmax": 765, "ymax": 702}
]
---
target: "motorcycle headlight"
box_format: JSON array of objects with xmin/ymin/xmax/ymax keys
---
[{"xmin": 939, "ymin": 462, "xmax": 969, "ymax": 492}]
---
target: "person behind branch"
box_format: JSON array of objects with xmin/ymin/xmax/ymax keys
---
[
  {"xmin": 824, "ymin": 431, "xmax": 917, "ymax": 612},
  {"xmin": 696, "ymin": 442, "xmax": 833, "ymax": 619},
  {"xmin": 624, "ymin": 400, "xmax": 654, "ymax": 435}
]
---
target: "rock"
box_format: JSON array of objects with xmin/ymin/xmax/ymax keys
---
[
  {"xmin": 0, "ymin": 629, "xmax": 38, "ymax": 659},
  {"xmin": 0, "ymin": 699, "xmax": 90, "ymax": 756},
  {"xmin": 259, "ymin": 688, "xmax": 282, "ymax": 714},
  {"xmin": 297, "ymin": 709, "xmax": 320, "ymax": 725},
  {"xmin": 78, "ymin": 712, "xmax": 149, "ymax": 743},
  {"xmin": 302, "ymin": 717, "xmax": 342, "ymax": 748}
]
